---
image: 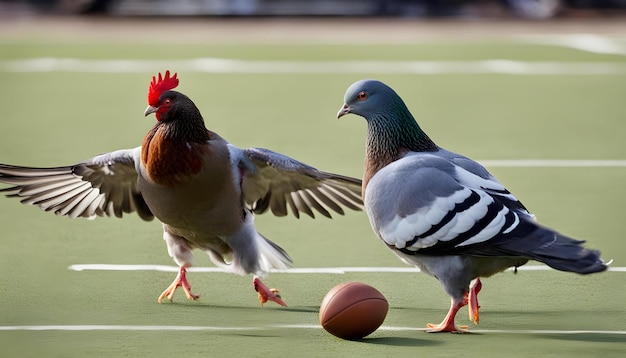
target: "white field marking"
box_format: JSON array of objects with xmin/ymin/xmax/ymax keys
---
[
  {"xmin": 0, "ymin": 324, "xmax": 624, "ymax": 335},
  {"xmin": 479, "ymin": 159, "xmax": 626, "ymax": 168},
  {"xmin": 67, "ymin": 264, "xmax": 626, "ymax": 273},
  {"xmin": 2, "ymin": 58, "xmax": 626, "ymax": 75},
  {"xmin": 518, "ymin": 34, "xmax": 626, "ymax": 56}
]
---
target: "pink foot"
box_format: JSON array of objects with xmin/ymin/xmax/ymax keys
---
[
  {"xmin": 253, "ymin": 276, "xmax": 287, "ymax": 307},
  {"xmin": 158, "ymin": 267, "xmax": 200, "ymax": 303},
  {"xmin": 426, "ymin": 299, "xmax": 468, "ymax": 333}
]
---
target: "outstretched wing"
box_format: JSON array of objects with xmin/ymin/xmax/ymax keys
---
[
  {"xmin": 239, "ymin": 147, "xmax": 363, "ymax": 219},
  {"xmin": 0, "ymin": 147, "xmax": 153, "ymax": 220}
]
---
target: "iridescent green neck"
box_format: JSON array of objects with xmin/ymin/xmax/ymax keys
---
[{"xmin": 365, "ymin": 108, "xmax": 437, "ymax": 165}]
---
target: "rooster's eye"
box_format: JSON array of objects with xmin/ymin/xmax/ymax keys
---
[
  {"xmin": 163, "ymin": 98, "xmax": 172, "ymax": 105},
  {"xmin": 357, "ymin": 91, "xmax": 368, "ymax": 100}
]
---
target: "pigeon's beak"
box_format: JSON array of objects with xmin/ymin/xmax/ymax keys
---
[
  {"xmin": 337, "ymin": 104, "xmax": 351, "ymax": 119},
  {"xmin": 144, "ymin": 105, "xmax": 158, "ymax": 117}
]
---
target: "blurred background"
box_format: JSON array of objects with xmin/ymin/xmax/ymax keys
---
[
  {"xmin": 0, "ymin": 1, "xmax": 625, "ymax": 357},
  {"xmin": 1, "ymin": 0, "xmax": 625, "ymax": 19}
]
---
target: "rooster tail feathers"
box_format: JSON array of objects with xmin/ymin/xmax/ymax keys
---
[
  {"xmin": 256, "ymin": 233, "xmax": 293, "ymax": 275},
  {"xmin": 210, "ymin": 220, "xmax": 293, "ymax": 277}
]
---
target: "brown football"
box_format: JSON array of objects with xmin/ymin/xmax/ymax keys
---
[{"xmin": 319, "ymin": 282, "xmax": 388, "ymax": 340}]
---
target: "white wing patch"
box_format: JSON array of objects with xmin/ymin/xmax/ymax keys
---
[
  {"xmin": 378, "ymin": 188, "xmax": 467, "ymax": 249},
  {"xmin": 377, "ymin": 187, "xmax": 520, "ymax": 252},
  {"xmin": 454, "ymin": 165, "xmax": 520, "ymax": 202},
  {"xmin": 368, "ymin": 152, "xmax": 527, "ymax": 254}
]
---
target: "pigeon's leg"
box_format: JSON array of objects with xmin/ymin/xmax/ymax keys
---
[
  {"xmin": 468, "ymin": 278, "xmax": 482, "ymax": 324},
  {"xmin": 426, "ymin": 298, "xmax": 469, "ymax": 333},
  {"xmin": 157, "ymin": 267, "xmax": 200, "ymax": 303},
  {"xmin": 253, "ymin": 276, "xmax": 287, "ymax": 307}
]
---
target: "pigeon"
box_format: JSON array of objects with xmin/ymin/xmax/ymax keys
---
[
  {"xmin": 337, "ymin": 79, "xmax": 608, "ymax": 332},
  {"xmin": 0, "ymin": 71, "xmax": 364, "ymax": 307}
]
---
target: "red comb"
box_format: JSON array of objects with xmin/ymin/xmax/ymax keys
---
[{"xmin": 148, "ymin": 71, "xmax": 179, "ymax": 106}]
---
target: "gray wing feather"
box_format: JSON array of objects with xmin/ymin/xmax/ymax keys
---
[
  {"xmin": 0, "ymin": 147, "xmax": 153, "ymax": 221},
  {"xmin": 367, "ymin": 153, "xmax": 522, "ymax": 252},
  {"xmin": 439, "ymin": 149, "xmax": 532, "ymax": 215},
  {"xmin": 241, "ymin": 147, "xmax": 363, "ymax": 218}
]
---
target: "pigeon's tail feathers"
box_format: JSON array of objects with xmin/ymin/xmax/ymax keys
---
[
  {"xmin": 495, "ymin": 223, "xmax": 608, "ymax": 274},
  {"xmin": 531, "ymin": 236, "xmax": 607, "ymax": 274}
]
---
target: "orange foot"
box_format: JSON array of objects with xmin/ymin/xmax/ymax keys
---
[
  {"xmin": 253, "ymin": 276, "xmax": 287, "ymax": 307},
  {"xmin": 468, "ymin": 278, "xmax": 482, "ymax": 324},
  {"xmin": 426, "ymin": 299, "xmax": 469, "ymax": 333},
  {"xmin": 158, "ymin": 267, "xmax": 200, "ymax": 303}
]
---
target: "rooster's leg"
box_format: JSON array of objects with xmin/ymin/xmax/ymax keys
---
[
  {"xmin": 253, "ymin": 276, "xmax": 287, "ymax": 307},
  {"xmin": 157, "ymin": 267, "xmax": 199, "ymax": 303},
  {"xmin": 468, "ymin": 278, "xmax": 482, "ymax": 324},
  {"xmin": 426, "ymin": 298, "xmax": 469, "ymax": 333}
]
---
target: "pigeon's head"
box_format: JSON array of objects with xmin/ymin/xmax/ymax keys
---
[{"xmin": 337, "ymin": 79, "xmax": 403, "ymax": 120}]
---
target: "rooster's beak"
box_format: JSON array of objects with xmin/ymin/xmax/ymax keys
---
[
  {"xmin": 337, "ymin": 104, "xmax": 351, "ymax": 119},
  {"xmin": 144, "ymin": 105, "xmax": 158, "ymax": 117}
]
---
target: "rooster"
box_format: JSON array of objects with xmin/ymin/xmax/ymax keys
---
[{"xmin": 0, "ymin": 71, "xmax": 363, "ymax": 306}]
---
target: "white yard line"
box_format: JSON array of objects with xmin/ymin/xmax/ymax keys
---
[
  {"xmin": 67, "ymin": 264, "xmax": 626, "ymax": 273},
  {"xmin": 478, "ymin": 160, "xmax": 626, "ymax": 167},
  {"xmin": 1, "ymin": 58, "xmax": 626, "ymax": 75},
  {"xmin": 518, "ymin": 34, "xmax": 626, "ymax": 56},
  {"xmin": 0, "ymin": 324, "xmax": 624, "ymax": 335}
]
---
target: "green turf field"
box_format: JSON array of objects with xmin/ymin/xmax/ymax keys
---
[{"xmin": 0, "ymin": 19, "xmax": 625, "ymax": 357}]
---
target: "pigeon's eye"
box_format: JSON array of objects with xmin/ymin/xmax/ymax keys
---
[{"xmin": 357, "ymin": 91, "xmax": 368, "ymax": 100}]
